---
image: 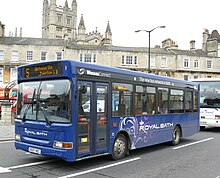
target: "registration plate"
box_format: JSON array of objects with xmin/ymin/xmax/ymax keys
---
[{"xmin": 28, "ymin": 147, "xmax": 41, "ymax": 154}]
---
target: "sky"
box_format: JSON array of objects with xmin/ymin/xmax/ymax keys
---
[{"xmin": 0, "ymin": 0, "xmax": 220, "ymax": 50}]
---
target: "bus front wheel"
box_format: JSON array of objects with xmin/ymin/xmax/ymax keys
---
[
  {"xmin": 111, "ymin": 133, "xmax": 128, "ymax": 160},
  {"xmin": 170, "ymin": 126, "xmax": 181, "ymax": 146}
]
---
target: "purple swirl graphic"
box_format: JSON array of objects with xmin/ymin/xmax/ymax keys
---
[{"xmin": 119, "ymin": 116, "xmax": 155, "ymax": 149}]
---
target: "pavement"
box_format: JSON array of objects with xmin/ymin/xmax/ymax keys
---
[{"xmin": 0, "ymin": 123, "xmax": 14, "ymax": 141}]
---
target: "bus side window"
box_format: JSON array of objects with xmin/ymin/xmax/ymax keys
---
[
  {"xmin": 112, "ymin": 82, "xmax": 133, "ymax": 117},
  {"xmin": 147, "ymin": 86, "xmax": 156, "ymax": 115},
  {"xmin": 158, "ymin": 87, "xmax": 168, "ymax": 114},
  {"xmin": 118, "ymin": 103, "xmax": 126, "ymax": 116},
  {"xmin": 185, "ymin": 91, "xmax": 193, "ymax": 112},
  {"xmin": 194, "ymin": 91, "xmax": 198, "ymax": 112}
]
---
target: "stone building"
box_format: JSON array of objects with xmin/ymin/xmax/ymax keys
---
[
  {"xmin": 42, "ymin": 0, "xmax": 112, "ymax": 45},
  {"xmin": 42, "ymin": 0, "xmax": 77, "ymax": 40},
  {"xmin": 0, "ymin": 0, "xmax": 220, "ymax": 86}
]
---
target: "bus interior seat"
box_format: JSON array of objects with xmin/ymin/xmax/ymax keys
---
[{"xmin": 79, "ymin": 106, "xmax": 84, "ymax": 115}]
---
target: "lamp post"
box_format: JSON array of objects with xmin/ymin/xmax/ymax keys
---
[{"xmin": 135, "ymin": 26, "xmax": 165, "ymax": 73}]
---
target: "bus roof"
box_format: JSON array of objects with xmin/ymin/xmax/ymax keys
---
[
  {"xmin": 66, "ymin": 60, "xmax": 197, "ymax": 86},
  {"xmin": 19, "ymin": 59, "xmax": 197, "ymax": 87}
]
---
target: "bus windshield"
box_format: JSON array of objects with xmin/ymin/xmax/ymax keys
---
[
  {"xmin": 17, "ymin": 79, "xmax": 71, "ymax": 123},
  {"xmin": 200, "ymin": 81, "xmax": 220, "ymax": 108}
]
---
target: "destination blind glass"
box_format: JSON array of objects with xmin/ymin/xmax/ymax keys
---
[{"xmin": 22, "ymin": 63, "xmax": 63, "ymax": 78}]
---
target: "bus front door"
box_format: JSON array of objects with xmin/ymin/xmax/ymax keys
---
[{"xmin": 77, "ymin": 82, "xmax": 109, "ymax": 157}]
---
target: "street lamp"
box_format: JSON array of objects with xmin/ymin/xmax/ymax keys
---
[{"xmin": 135, "ymin": 26, "xmax": 166, "ymax": 73}]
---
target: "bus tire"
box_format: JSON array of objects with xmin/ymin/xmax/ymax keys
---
[
  {"xmin": 111, "ymin": 133, "xmax": 127, "ymax": 160},
  {"xmin": 170, "ymin": 126, "xmax": 181, "ymax": 146}
]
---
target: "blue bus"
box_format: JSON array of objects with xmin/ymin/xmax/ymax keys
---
[{"xmin": 15, "ymin": 60, "xmax": 199, "ymax": 162}]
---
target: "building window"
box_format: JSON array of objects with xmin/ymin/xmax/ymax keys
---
[
  {"xmin": 80, "ymin": 53, "xmax": 97, "ymax": 63},
  {"xmin": 26, "ymin": 51, "xmax": 33, "ymax": 61},
  {"xmin": 184, "ymin": 75, "xmax": 189, "ymax": 81},
  {"xmin": 194, "ymin": 60, "xmax": 199, "ymax": 68},
  {"xmin": 161, "ymin": 57, "xmax": 167, "ymax": 67},
  {"xmin": 194, "ymin": 76, "xmax": 198, "ymax": 79},
  {"xmin": 56, "ymin": 35, "xmax": 62, "ymax": 39},
  {"xmin": 57, "ymin": 14, "xmax": 62, "ymax": 23},
  {"xmin": 207, "ymin": 60, "xmax": 212, "ymax": 69},
  {"xmin": 150, "ymin": 57, "xmax": 155, "ymax": 67},
  {"xmin": 10, "ymin": 68, "xmax": 17, "ymax": 82},
  {"xmin": 122, "ymin": 55, "xmax": 124, "ymax": 64},
  {"xmin": 67, "ymin": 18, "xmax": 71, "ymax": 25},
  {"xmin": 11, "ymin": 51, "xmax": 18, "ymax": 61},
  {"xmin": 184, "ymin": 58, "xmax": 189, "ymax": 68},
  {"xmin": 41, "ymin": 52, "xmax": 47, "ymax": 61},
  {"xmin": 56, "ymin": 27, "xmax": 62, "ymax": 32},
  {"xmin": 93, "ymin": 54, "xmax": 96, "ymax": 63},
  {"xmin": 121, "ymin": 55, "xmax": 138, "ymax": 65},
  {"xmin": 80, "ymin": 54, "xmax": 83, "ymax": 62},
  {"xmin": 56, "ymin": 52, "xmax": 62, "ymax": 60},
  {"xmin": 126, "ymin": 56, "xmax": 133, "ymax": 64},
  {"xmin": 0, "ymin": 50, "xmax": 4, "ymax": 60},
  {"xmin": 134, "ymin": 56, "xmax": 137, "ymax": 65},
  {"xmin": 0, "ymin": 68, "xmax": 3, "ymax": 83},
  {"xmin": 85, "ymin": 54, "xmax": 92, "ymax": 63}
]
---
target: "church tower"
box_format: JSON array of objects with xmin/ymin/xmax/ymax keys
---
[
  {"xmin": 102, "ymin": 21, "xmax": 112, "ymax": 45},
  {"xmin": 42, "ymin": 0, "xmax": 77, "ymax": 40}
]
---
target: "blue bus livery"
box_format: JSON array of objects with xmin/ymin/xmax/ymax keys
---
[{"xmin": 15, "ymin": 60, "xmax": 199, "ymax": 162}]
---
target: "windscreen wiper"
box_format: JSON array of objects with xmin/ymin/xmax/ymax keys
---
[
  {"xmin": 31, "ymin": 89, "xmax": 36, "ymax": 114},
  {"xmin": 22, "ymin": 105, "xmax": 30, "ymax": 122},
  {"xmin": 39, "ymin": 104, "xmax": 51, "ymax": 125},
  {"xmin": 36, "ymin": 88, "xmax": 42, "ymax": 121},
  {"xmin": 36, "ymin": 88, "xmax": 51, "ymax": 125}
]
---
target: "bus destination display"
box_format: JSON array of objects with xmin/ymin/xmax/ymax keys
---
[{"xmin": 22, "ymin": 63, "xmax": 63, "ymax": 78}]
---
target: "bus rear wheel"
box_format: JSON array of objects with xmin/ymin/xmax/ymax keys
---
[
  {"xmin": 170, "ymin": 126, "xmax": 181, "ymax": 146},
  {"xmin": 111, "ymin": 133, "xmax": 127, "ymax": 160}
]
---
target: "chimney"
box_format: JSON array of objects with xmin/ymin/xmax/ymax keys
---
[
  {"xmin": 162, "ymin": 38, "xmax": 172, "ymax": 48},
  {"xmin": 202, "ymin": 28, "xmax": 209, "ymax": 52},
  {"xmin": 19, "ymin": 28, "xmax": 22, "ymax": 37},
  {"xmin": 190, "ymin": 40, "xmax": 195, "ymax": 50},
  {"xmin": 162, "ymin": 38, "xmax": 178, "ymax": 49},
  {"xmin": 15, "ymin": 27, "xmax": 17, "ymax": 37}
]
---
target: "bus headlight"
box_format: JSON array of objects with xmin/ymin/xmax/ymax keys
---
[
  {"xmin": 53, "ymin": 141, "xmax": 73, "ymax": 149},
  {"xmin": 15, "ymin": 134, "xmax": 21, "ymax": 141}
]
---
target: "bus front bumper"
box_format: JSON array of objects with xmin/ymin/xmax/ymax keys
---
[
  {"xmin": 200, "ymin": 118, "xmax": 220, "ymax": 127},
  {"xmin": 15, "ymin": 141, "xmax": 75, "ymax": 162}
]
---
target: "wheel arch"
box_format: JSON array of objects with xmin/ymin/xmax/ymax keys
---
[
  {"xmin": 175, "ymin": 124, "xmax": 182, "ymax": 137},
  {"xmin": 115, "ymin": 130, "xmax": 131, "ymax": 150}
]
